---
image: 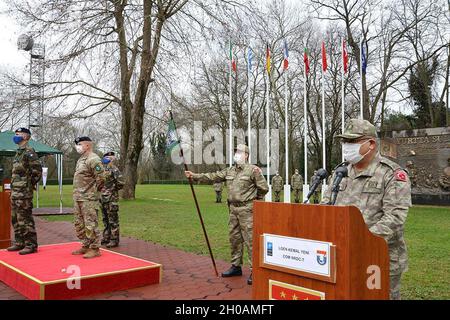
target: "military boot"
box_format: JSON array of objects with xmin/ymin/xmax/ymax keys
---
[
  {"xmin": 19, "ymin": 247, "xmax": 37, "ymax": 255},
  {"xmin": 221, "ymin": 265, "xmax": 242, "ymax": 277},
  {"xmin": 101, "ymin": 239, "xmax": 110, "ymax": 246},
  {"xmin": 247, "ymin": 272, "xmax": 252, "ymax": 285},
  {"xmin": 72, "ymin": 246, "xmax": 89, "ymax": 255},
  {"xmin": 106, "ymin": 241, "xmax": 119, "ymax": 248},
  {"xmin": 83, "ymin": 248, "xmax": 101, "ymax": 259},
  {"xmin": 7, "ymin": 244, "xmax": 24, "ymax": 252}
]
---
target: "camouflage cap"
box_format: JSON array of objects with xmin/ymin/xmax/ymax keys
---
[
  {"xmin": 336, "ymin": 118, "xmax": 377, "ymax": 140},
  {"xmin": 234, "ymin": 143, "xmax": 249, "ymax": 154}
]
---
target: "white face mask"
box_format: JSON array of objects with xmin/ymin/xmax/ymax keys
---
[
  {"xmin": 75, "ymin": 145, "xmax": 85, "ymax": 154},
  {"xmin": 342, "ymin": 140, "xmax": 371, "ymax": 164},
  {"xmin": 233, "ymin": 152, "xmax": 245, "ymax": 164}
]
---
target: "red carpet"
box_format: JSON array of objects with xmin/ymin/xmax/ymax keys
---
[{"xmin": 0, "ymin": 242, "xmax": 162, "ymax": 300}]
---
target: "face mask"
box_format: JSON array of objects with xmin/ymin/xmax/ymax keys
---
[
  {"xmin": 102, "ymin": 157, "xmax": 111, "ymax": 164},
  {"xmin": 342, "ymin": 140, "xmax": 371, "ymax": 164},
  {"xmin": 75, "ymin": 145, "xmax": 85, "ymax": 154},
  {"xmin": 233, "ymin": 153, "xmax": 245, "ymax": 164},
  {"xmin": 13, "ymin": 136, "xmax": 24, "ymax": 144}
]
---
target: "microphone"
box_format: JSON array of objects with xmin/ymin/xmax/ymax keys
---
[
  {"xmin": 329, "ymin": 166, "xmax": 348, "ymax": 205},
  {"xmin": 304, "ymin": 168, "xmax": 328, "ymax": 203}
]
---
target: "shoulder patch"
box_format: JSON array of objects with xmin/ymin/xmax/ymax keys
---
[
  {"xmin": 394, "ymin": 169, "xmax": 407, "ymax": 182},
  {"xmin": 95, "ymin": 164, "xmax": 102, "ymax": 172}
]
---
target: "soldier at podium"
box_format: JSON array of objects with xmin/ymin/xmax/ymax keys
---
[
  {"xmin": 185, "ymin": 144, "xmax": 269, "ymax": 285},
  {"xmin": 322, "ymin": 119, "xmax": 411, "ymax": 300}
]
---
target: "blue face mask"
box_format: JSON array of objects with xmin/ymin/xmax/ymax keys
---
[
  {"xmin": 13, "ymin": 136, "xmax": 24, "ymax": 144},
  {"xmin": 102, "ymin": 157, "xmax": 111, "ymax": 164}
]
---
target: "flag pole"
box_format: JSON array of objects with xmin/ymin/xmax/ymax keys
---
[
  {"xmin": 229, "ymin": 39, "xmax": 233, "ymax": 167},
  {"xmin": 247, "ymin": 47, "xmax": 252, "ymax": 163},
  {"xmin": 303, "ymin": 47, "xmax": 309, "ymax": 203},
  {"xmin": 341, "ymin": 38, "xmax": 346, "ymax": 162},
  {"xmin": 169, "ymin": 109, "xmax": 219, "ymax": 277},
  {"xmin": 321, "ymin": 43, "xmax": 326, "ymax": 174},
  {"xmin": 360, "ymin": 39, "xmax": 363, "ymax": 120},
  {"xmin": 284, "ymin": 60, "xmax": 290, "ymax": 203},
  {"xmin": 265, "ymin": 44, "xmax": 272, "ymax": 201}
]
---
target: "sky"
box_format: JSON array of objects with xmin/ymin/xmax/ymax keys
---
[{"xmin": 0, "ymin": 1, "xmax": 28, "ymax": 73}]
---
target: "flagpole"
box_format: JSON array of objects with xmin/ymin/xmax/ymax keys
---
[
  {"xmin": 265, "ymin": 44, "xmax": 272, "ymax": 202},
  {"xmin": 360, "ymin": 39, "xmax": 363, "ymax": 120},
  {"xmin": 341, "ymin": 38, "xmax": 345, "ymax": 162},
  {"xmin": 247, "ymin": 47, "xmax": 252, "ymax": 163},
  {"xmin": 303, "ymin": 48, "xmax": 309, "ymax": 203},
  {"xmin": 169, "ymin": 110, "xmax": 219, "ymax": 277},
  {"xmin": 322, "ymin": 46, "xmax": 326, "ymax": 174},
  {"xmin": 229, "ymin": 39, "xmax": 233, "ymax": 167},
  {"xmin": 284, "ymin": 64, "xmax": 290, "ymax": 203}
]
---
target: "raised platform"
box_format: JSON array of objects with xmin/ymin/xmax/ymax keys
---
[{"xmin": 0, "ymin": 242, "xmax": 162, "ymax": 300}]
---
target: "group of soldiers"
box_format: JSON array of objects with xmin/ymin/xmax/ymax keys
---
[
  {"xmin": 7, "ymin": 129, "xmax": 124, "ymax": 259},
  {"xmin": 7, "ymin": 118, "xmax": 412, "ymax": 299},
  {"xmin": 190, "ymin": 118, "xmax": 411, "ymax": 299}
]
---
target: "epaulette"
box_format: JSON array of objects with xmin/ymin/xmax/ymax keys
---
[{"xmin": 379, "ymin": 156, "xmax": 401, "ymax": 172}]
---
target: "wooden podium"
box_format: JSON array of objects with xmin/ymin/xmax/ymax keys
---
[
  {"xmin": 0, "ymin": 179, "xmax": 11, "ymax": 249},
  {"xmin": 253, "ymin": 201, "xmax": 389, "ymax": 300}
]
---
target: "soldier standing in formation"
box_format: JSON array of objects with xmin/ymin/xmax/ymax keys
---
[
  {"xmin": 322, "ymin": 119, "xmax": 411, "ymax": 300},
  {"xmin": 213, "ymin": 181, "xmax": 223, "ymax": 203},
  {"xmin": 271, "ymin": 172, "xmax": 283, "ymax": 202},
  {"xmin": 100, "ymin": 151, "xmax": 124, "ymax": 248},
  {"xmin": 290, "ymin": 169, "xmax": 303, "ymax": 203},
  {"xmin": 184, "ymin": 144, "xmax": 268, "ymax": 285},
  {"xmin": 72, "ymin": 137, "xmax": 106, "ymax": 259},
  {"xmin": 7, "ymin": 128, "xmax": 42, "ymax": 255}
]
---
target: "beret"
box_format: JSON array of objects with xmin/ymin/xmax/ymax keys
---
[
  {"xmin": 15, "ymin": 127, "xmax": 31, "ymax": 135},
  {"xmin": 74, "ymin": 136, "xmax": 92, "ymax": 144},
  {"xmin": 103, "ymin": 151, "xmax": 115, "ymax": 157}
]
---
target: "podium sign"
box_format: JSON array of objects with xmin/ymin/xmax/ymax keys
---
[{"xmin": 261, "ymin": 234, "xmax": 336, "ymax": 282}]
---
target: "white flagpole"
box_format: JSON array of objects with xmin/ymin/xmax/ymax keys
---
[
  {"xmin": 265, "ymin": 49, "xmax": 272, "ymax": 202},
  {"xmin": 303, "ymin": 50, "xmax": 309, "ymax": 203},
  {"xmin": 360, "ymin": 39, "xmax": 363, "ymax": 120},
  {"xmin": 229, "ymin": 39, "xmax": 233, "ymax": 167},
  {"xmin": 341, "ymin": 38, "xmax": 346, "ymax": 162},
  {"xmin": 247, "ymin": 47, "xmax": 252, "ymax": 163},
  {"xmin": 321, "ymin": 43, "xmax": 328, "ymax": 199},
  {"xmin": 284, "ymin": 65, "xmax": 290, "ymax": 203}
]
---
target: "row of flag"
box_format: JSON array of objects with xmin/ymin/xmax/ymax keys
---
[{"xmin": 229, "ymin": 40, "xmax": 367, "ymax": 76}]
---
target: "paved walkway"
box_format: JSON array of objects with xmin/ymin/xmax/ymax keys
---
[{"xmin": 0, "ymin": 218, "xmax": 252, "ymax": 300}]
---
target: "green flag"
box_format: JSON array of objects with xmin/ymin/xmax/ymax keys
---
[{"xmin": 166, "ymin": 118, "xmax": 179, "ymax": 155}]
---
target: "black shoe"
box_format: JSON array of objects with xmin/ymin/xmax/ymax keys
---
[
  {"xmin": 106, "ymin": 241, "xmax": 119, "ymax": 248},
  {"xmin": 19, "ymin": 247, "xmax": 37, "ymax": 255},
  {"xmin": 221, "ymin": 265, "xmax": 242, "ymax": 277},
  {"xmin": 101, "ymin": 239, "xmax": 110, "ymax": 246},
  {"xmin": 7, "ymin": 244, "xmax": 25, "ymax": 252},
  {"xmin": 247, "ymin": 273, "xmax": 252, "ymax": 285}
]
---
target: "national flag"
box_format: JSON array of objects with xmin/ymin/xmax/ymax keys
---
[
  {"xmin": 165, "ymin": 117, "xmax": 179, "ymax": 155},
  {"xmin": 266, "ymin": 43, "xmax": 271, "ymax": 75},
  {"xmin": 321, "ymin": 41, "xmax": 327, "ymax": 72},
  {"xmin": 303, "ymin": 47, "xmax": 310, "ymax": 74},
  {"xmin": 283, "ymin": 39, "xmax": 289, "ymax": 70},
  {"xmin": 248, "ymin": 46, "xmax": 253, "ymax": 73},
  {"xmin": 361, "ymin": 43, "xmax": 367, "ymax": 74},
  {"xmin": 229, "ymin": 41, "xmax": 236, "ymax": 72},
  {"xmin": 342, "ymin": 39, "xmax": 349, "ymax": 74}
]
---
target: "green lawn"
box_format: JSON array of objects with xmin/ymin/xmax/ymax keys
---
[{"xmin": 37, "ymin": 184, "xmax": 450, "ymax": 299}]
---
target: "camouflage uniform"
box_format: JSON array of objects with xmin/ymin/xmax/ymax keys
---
[
  {"xmin": 100, "ymin": 163, "xmax": 124, "ymax": 245},
  {"xmin": 271, "ymin": 174, "xmax": 283, "ymax": 202},
  {"xmin": 291, "ymin": 172, "xmax": 303, "ymax": 203},
  {"xmin": 192, "ymin": 163, "xmax": 268, "ymax": 268},
  {"xmin": 322, "ymin": 119, "xmax": 411, "ymax": 300},
  {"xmin": 213, "ymin": 182, "xmax": 223, "ymax": 203},
  {"xmin": 10, "ymin": 143, "xmax": 42, "ymax": 250},
  {"xmin": 73, "ymin": 152, "xmax": 106, "ymax": 249}
]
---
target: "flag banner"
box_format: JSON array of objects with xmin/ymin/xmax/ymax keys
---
[
  {"xmin": 361, "ymin": 43, "xmax": 367, "ymax": 74},
  {"xmin": 283, "ymin": 39, "xmax": 289, "ymax": 70},
  {"xmin": 321, "ymin": 41, "xmax": 327, "ymax": 72},
  {"xmin": 269, "ymin": 280, "xmax": 325, "ymax": 300},
  {"xmin": 343, "ymin": 40, "xmax": 349, "ymax": 74},
  {"xmin": 248, "ymin": 46, "xmax": 253, "ymax": 73},
  {"xmin": 303, "ymin": 47, "xmax": 310, "ymax": 74},
  {"xmin": 165, "ymin": 118, "xmax": 180, "ymax": 155},
  {"xmin": 230, "ymin": 41, "xmax": 236, "ymax": 72},
  {"xmin": 266, "ymin": 43, "xmax": 271, "ymax": 75}
]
